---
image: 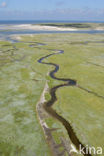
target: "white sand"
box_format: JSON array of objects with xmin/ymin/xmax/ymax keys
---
[
  {"xmin": 1, "ymin": 24, "xmax": 104, "ymax": 32},
  {"xmin": 1, "ymin": 24, "xmax": 78, "ymax": 31},
  {"xmin": 95, "ymin": 27, "xmax": 104, "ymax": 30},
  {"xmin": 13, "ymin": 24, "xmax": 78, "ymax": 31}
]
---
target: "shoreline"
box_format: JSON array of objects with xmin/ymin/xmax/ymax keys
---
[
  {"xmin": 0, "ymin": 24, "xmax": 78, "ymax": 31},
  {"xmin": 0, "ymin": 24, "xmax": 104, "ymax": 31}
]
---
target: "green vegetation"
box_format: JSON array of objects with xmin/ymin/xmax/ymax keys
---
[
  {"xmin": 39, "ymin": 23, "xmax": 91, "ymax": 28},
  {"xmin": 0, "ymin": 33, "xmax": 104, "ymax": 156},
  {"xmin": 38, "ymin": 23, "xmax": 104, "ymax": 30},
  {"xmin": 41, "ymin": 33, "xmax": 104, "ymax": 155},
  {"xmin": 0, "ymin": 40, "xmax": 51, "ymax": 156}
]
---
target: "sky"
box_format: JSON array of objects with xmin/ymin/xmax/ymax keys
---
[{"xmin": 0, "ymin": 0, "xmax": 104, "ymax": 21}]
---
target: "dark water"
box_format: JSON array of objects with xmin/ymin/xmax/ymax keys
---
[
  {"xmin": 0, "ymin": 20, "xmax": 104, "ymax": 25},
  {"xmin": 38, "ymin": 48, "xmax": 91, "ymax": 156}
]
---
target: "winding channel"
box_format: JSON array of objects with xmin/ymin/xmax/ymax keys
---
[
  {"xmin": 4, "ymin": 37, "xmax": 103, "ymax": 155},
  {"xmin": 38, "ymin": 50, "xmax": 91, "ymax": 156}
]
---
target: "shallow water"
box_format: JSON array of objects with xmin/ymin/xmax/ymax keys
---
[
  {"xmin": 1, "ymin": 29, "xmax": 104, "ymax": 42},
  {"xmin": 1, "ymin": 29, "xmax": 104, "ymax": 36}
]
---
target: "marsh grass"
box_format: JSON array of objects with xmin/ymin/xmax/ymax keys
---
[
  {"xmin": 0, "ymin": 33, "xmax": 104, "ymax": 156},
  {"xmin": 0, "ymin": 41, "xmax": 51, "ymax": 156}
]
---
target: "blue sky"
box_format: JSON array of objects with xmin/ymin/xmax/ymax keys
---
[{"xmin": 0, "ymin": 0, "xmax": 104, "ymax": 21}]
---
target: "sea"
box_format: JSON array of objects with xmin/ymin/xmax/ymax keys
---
[{"xmin": 0, "ymin": 20, "xmax": 104, "ymax": 25}]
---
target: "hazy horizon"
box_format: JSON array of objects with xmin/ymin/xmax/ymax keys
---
[{"xmin": 0, "ymin": 0, "xmax": 104, "ymax": 21}]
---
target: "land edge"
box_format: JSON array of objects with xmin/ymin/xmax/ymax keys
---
[
  {"xmin": 36, "ymin": 81, "xmax": 72, "ymax": 156},
  {"xmin": 1, "ymin": 24, "xmax": 104, "ymax": 31}
]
